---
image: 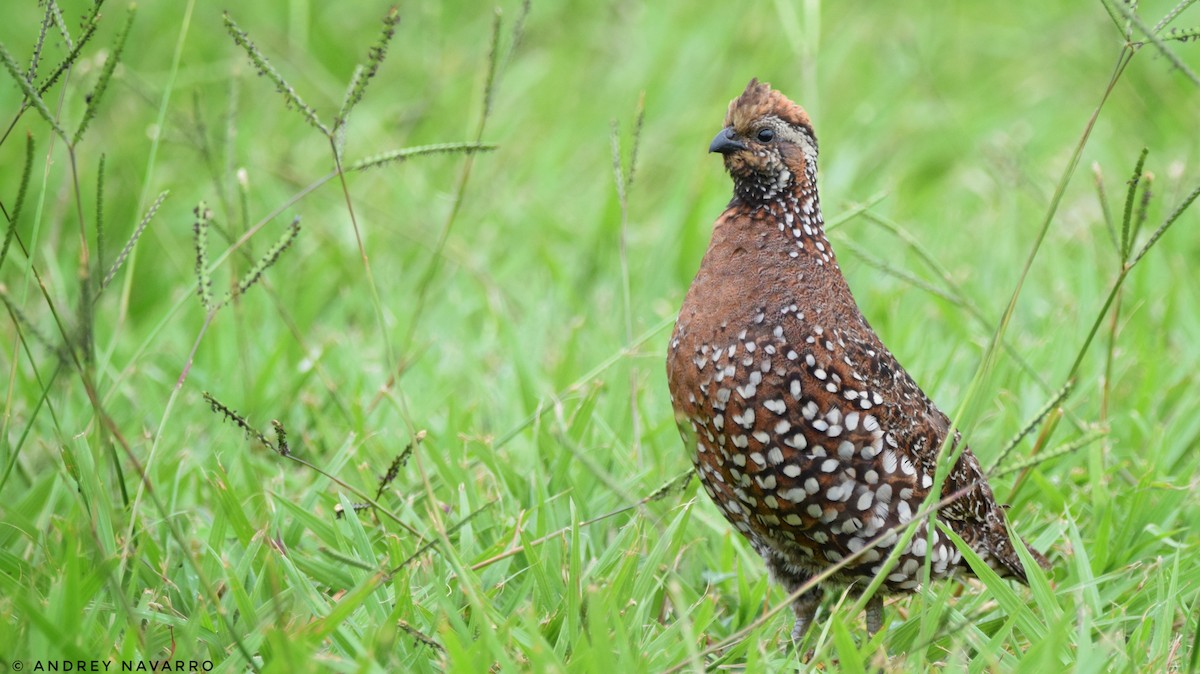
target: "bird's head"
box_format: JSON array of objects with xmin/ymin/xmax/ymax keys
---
[{"xmin": 710, "ymin": 79, "xmax": 818, "ymax": 203}]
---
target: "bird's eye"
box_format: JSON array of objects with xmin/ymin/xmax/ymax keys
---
[{"xmin": 756, "ymin": 128, "xmax": 775, "ymax": 142}]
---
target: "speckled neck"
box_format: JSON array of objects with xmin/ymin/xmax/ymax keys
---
[{"xmin": 727, "ymin": 165, "xmax": 840, "ymax": 275}]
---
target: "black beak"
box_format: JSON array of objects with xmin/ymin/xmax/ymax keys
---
[{"xmin": 709, "ymin": 127, "xmax": 746, "ymax": 155}]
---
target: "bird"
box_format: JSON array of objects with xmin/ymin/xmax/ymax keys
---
[{"xmin": 666, "ymin": 79, "xmax": 1050, "ymax": 640}]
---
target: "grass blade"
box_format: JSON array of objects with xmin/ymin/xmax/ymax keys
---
[
  {"xmin": 347, "ymin": 142, "xmax": 497, "ymax": 171},
  {"xmin": 220, "ymin": 216, "xmax": 300, "ymax": 306},
  {"xmin": 1, "ymin": 134, "xmax": 35, "ymax": 270},
  {"xmin": 100, "ymin": 191, "xmax": 168, "ymax": 291},
  {"xmin": 335, "ymin": 6, "xmax": 400, "ymax": 130},
  {"xmin": 0, "ymin": 41, "xmax": 67, "ymax": 140},
  {"xmin": 73, "ymin": 5, "xmax": 135, "ymax": 145},
  {"xmin": 223, "ymin": 11, "xmax": 329, "ymax": 135},
  {"xmin": 1120, "ymin": 148, "xmax": 1148, "ymax": 260}
]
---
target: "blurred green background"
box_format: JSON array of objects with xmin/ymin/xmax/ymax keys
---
[{"xmin": 2, "ymin": 0, "xmax": 1199, "ymax": 671}]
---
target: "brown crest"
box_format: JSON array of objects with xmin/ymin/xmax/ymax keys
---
[{"xmin": 725, "ymin": 78, "xmax": 813, "ymax": 134}]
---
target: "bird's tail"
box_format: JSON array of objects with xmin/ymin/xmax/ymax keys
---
[{"xmin": 989, "ymin": 531, "xmax": 1052, "ymax": 584}]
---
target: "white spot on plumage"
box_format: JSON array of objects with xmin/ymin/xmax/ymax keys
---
[
  {"xmin": 912, "ymin": 536, "xmax": 928, "ymax": 558},
  {"xmin": 784, "ymin": 433, "xmax": 807, "ymax": 449},
  {"xmin": 881, "ymin": 450, "xmax": 898, "ymax": 474},
  {"xmin": 781, "ymin": 487, "xmax": 807, "ymax": 502},
  {"xmin": 733, "ymin": 409, "xmax": 755, "ymax": 428},
  {"xmin": 856, "ymin": 491, "xmax": 874, "ymax": 511},
  {"xmin": 876, "ymin": 483, "xmax": 893, "ymax": 503}
]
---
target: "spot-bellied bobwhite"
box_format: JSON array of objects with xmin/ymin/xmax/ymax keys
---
[{"xmin": 666, "ymin": 79, "xmax": 1050, "ymax": 639}]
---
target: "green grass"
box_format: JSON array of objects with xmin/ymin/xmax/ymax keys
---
[{"xmin": 2, "ymin": 1, "xmax": 1200, "ymax": 671}]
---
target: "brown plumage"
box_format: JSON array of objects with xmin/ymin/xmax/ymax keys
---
[{"xmin": 666, "ymin": 79, "xmax": 1050, "ymax": 639}]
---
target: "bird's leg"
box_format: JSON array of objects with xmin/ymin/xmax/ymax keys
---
[
  {"xmin": 757, "ymin": 545, "xmax": 824, "ymax": 644},
  {"xmin": 865, "ymin": 593, "xmax": 884, "ymax": 635},
  {"xmin": 789, "ymin": 591, "xmax": 821, "ymax": 642}
]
